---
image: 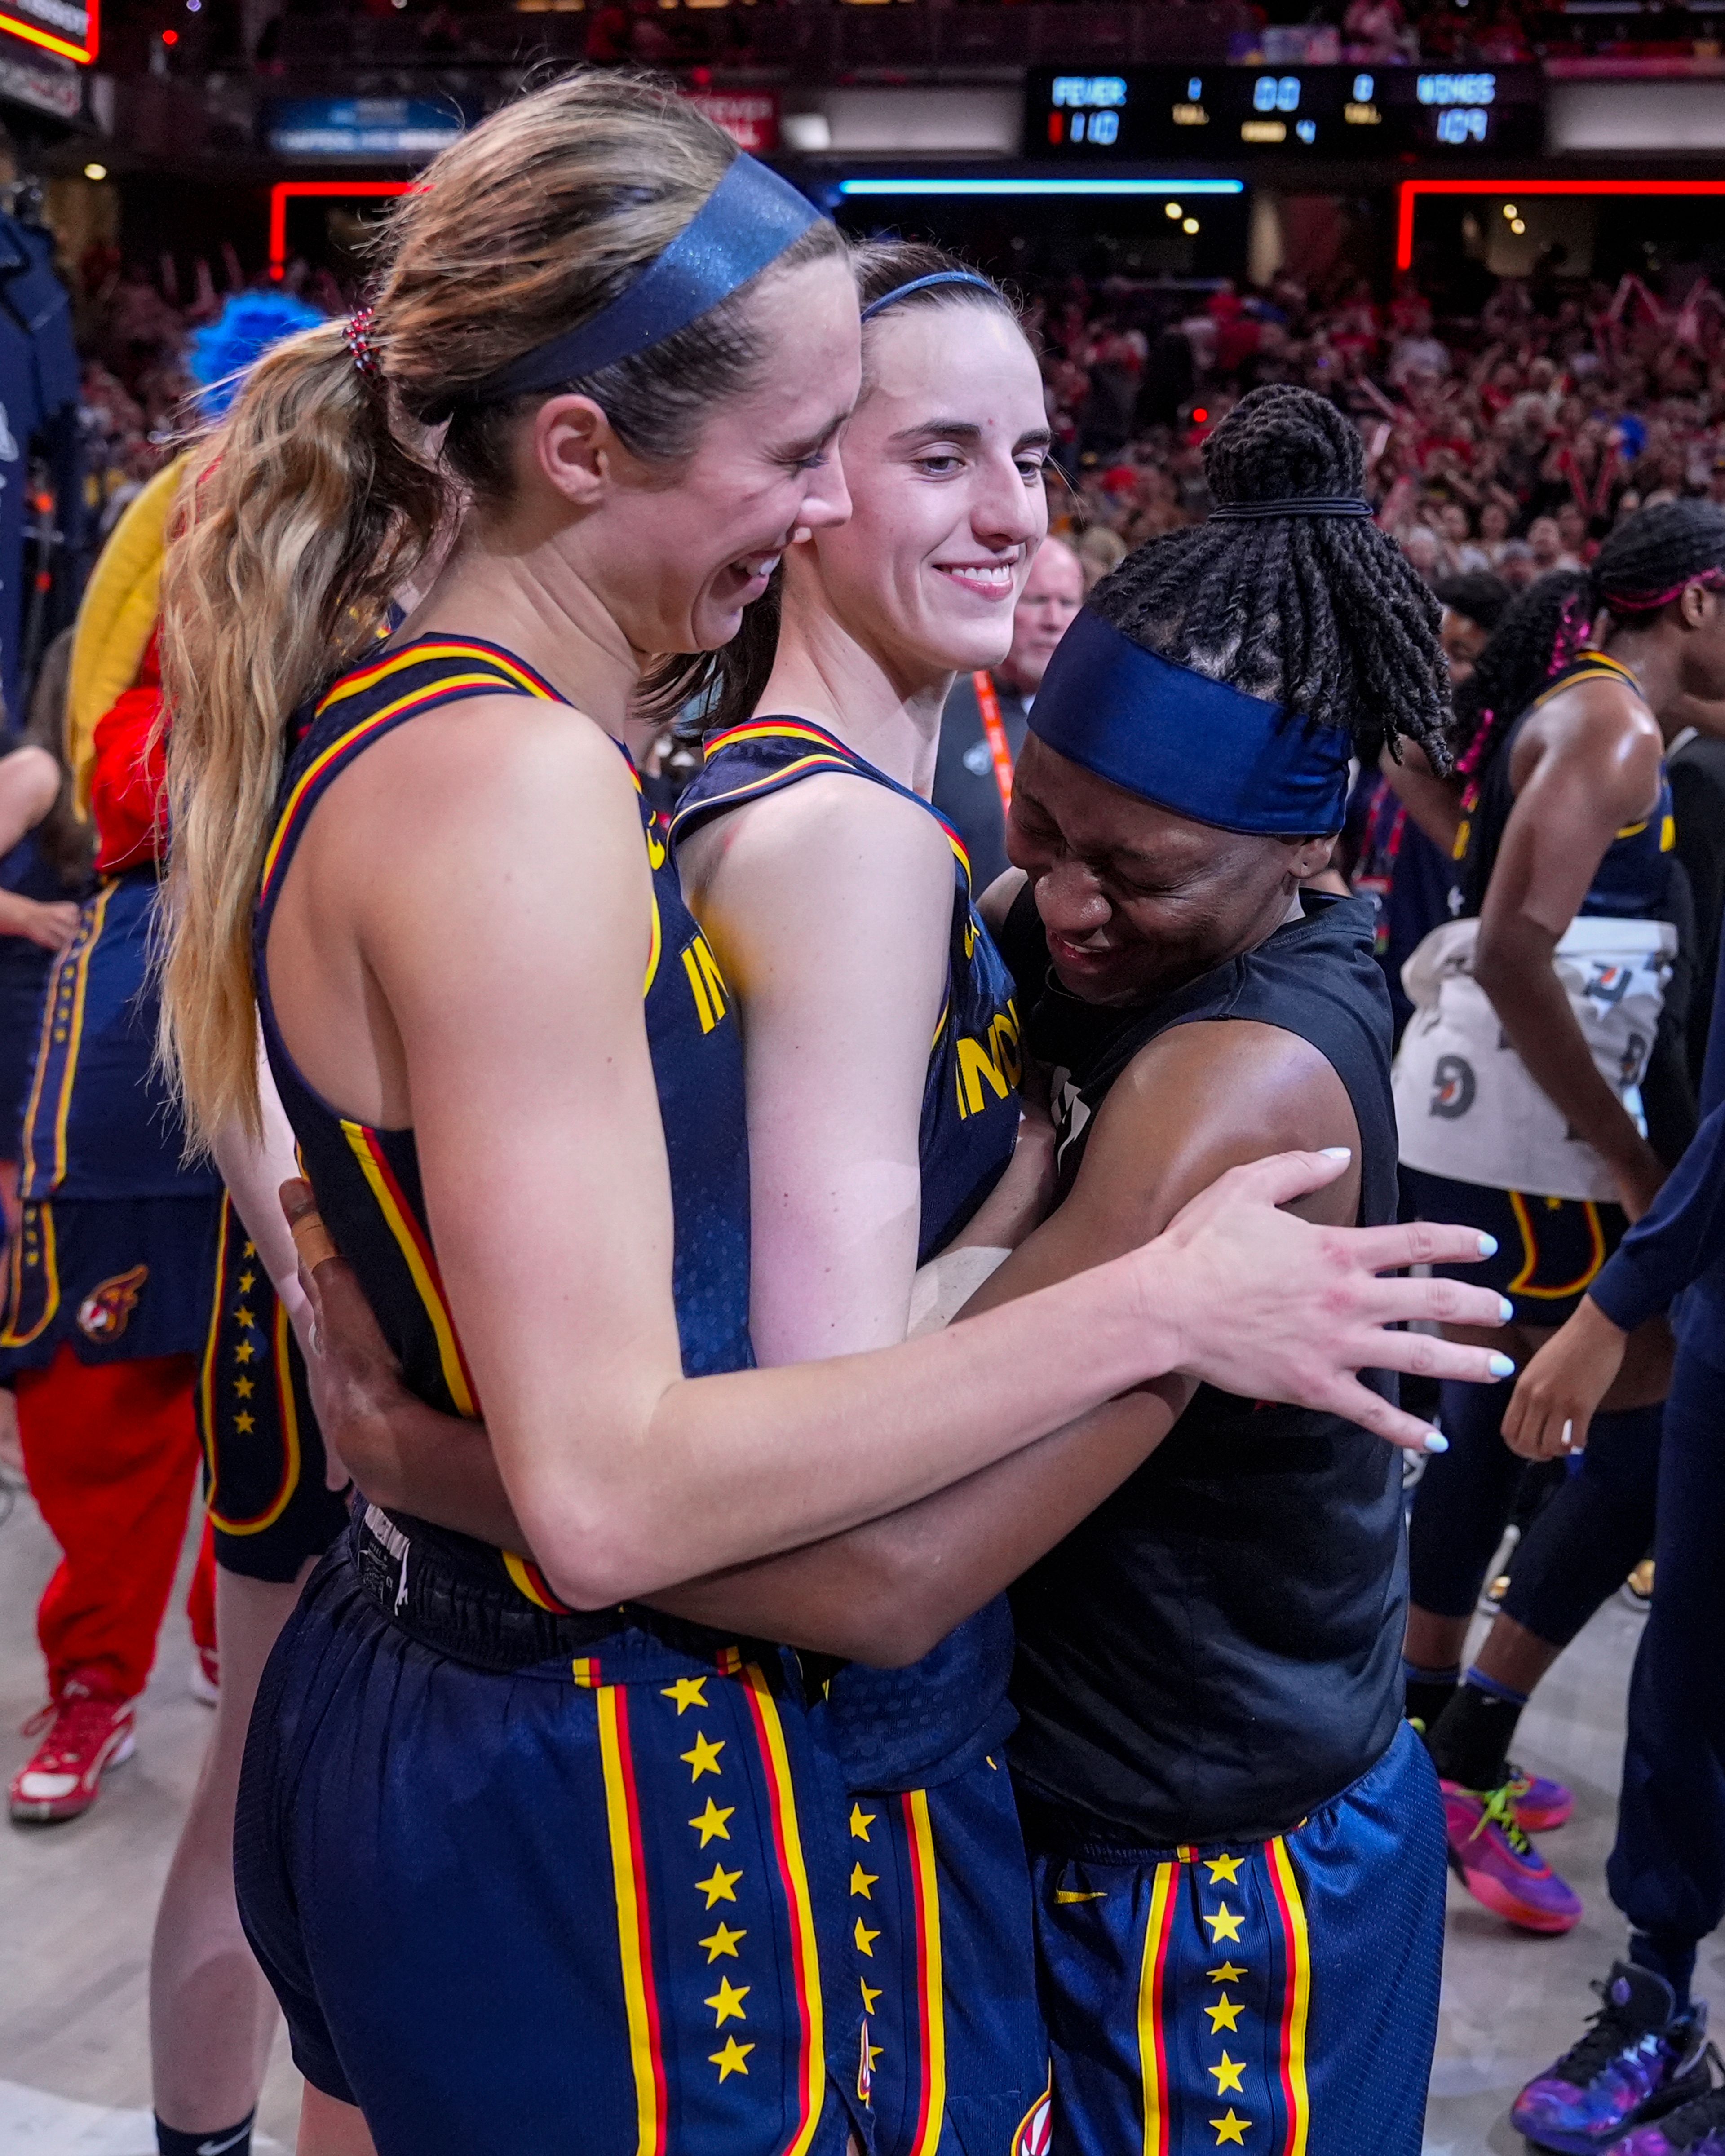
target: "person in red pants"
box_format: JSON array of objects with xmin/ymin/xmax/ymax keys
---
[{"xmin": 4, "ymin": 625, "xmax": 221, "ymax": 1823}]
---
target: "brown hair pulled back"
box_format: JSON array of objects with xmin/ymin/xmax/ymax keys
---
[
  {"xmin": 159, "ymin": 71, "xmax": 843, "ymax": 1146},
  {"xmin": 658, "ymin": 239, "xmax": 1024, "ymax": 738}
]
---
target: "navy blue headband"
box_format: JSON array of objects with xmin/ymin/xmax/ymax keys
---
[
  {"xmin": 860, "ymin": 270, "xmax": 1000, "ymax": 322},
  {"xmin": 1209, "ymin": 496, "xmax": 1374, "ymax": 521},
  {"xmin": 438, "ymin": 154, "xmax": 820, "ymax": 416},
  {"xmin": 1027, "ymin": 608, "xmax": 1352, "ymax": 835}
]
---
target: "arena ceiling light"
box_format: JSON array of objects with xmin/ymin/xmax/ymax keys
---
[
  {"xmin": 837, "ymin": 177, "xmax": 1245, "ymax": 198},
  {"xmin": 1398, "ymin": 177, "xmax": 1725, "ymax": 271}
]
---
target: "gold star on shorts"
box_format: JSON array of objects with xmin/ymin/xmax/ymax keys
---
[
  {"xmin": 1210, "ymin": 2107, "xmax": 1249, "ymax": 2145},
  {"xmin": 849, "ymin": 1803, "xmax": 876, "ymax": 1842},
  {"xmin": 704, "ymin": 1977, "xmax": 749, "ymax": 2026},
  {"xmin": 689, "ymin": 1798, "xmax": 735, "ymax": 1847},
  {"xmin": 695, "ymin": 1864, "xmax": 741, "ymax": 1909},
  {"xmin": 663, "ymin": 1676, "xmax": 709, "ymax": 1714},
  {"xmin": 1208, "ymin": 2050, "xmax": 1246, "ymax": 2095},
  {"xmin": 710, "ymin": 2036, "xmax": 753, "ymax": 2082},
  {"xmin": 1203, "ymin": 1901, "xmax": 1245, "ymax": 1943},
  {"xmin": 1205, "ymin": 1853, "xmax": 1244, "ymax": 1886},
  {"xmin": 853, "ymin": 1918, "xmax": 880, "ymax": 1957},
  {"xmin": 849, "ymin": 1863, "xmax": 878, "ymax": 1900},
  {"xmin": 698, "ymin": 1922, "xmax": 745, "ymax": 1962},
  {"xmin": 1205, "ymin": 1993, "xmax": 1245, "ymax": 2035},
  {"xmin": 681, "ymin": 1731, "xmax": 725, "ymax": 1782}
]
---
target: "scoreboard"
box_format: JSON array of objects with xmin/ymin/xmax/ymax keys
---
[{"xmin": 1030, "ymin": 66, "xmax": 1544, "ymax": 159}]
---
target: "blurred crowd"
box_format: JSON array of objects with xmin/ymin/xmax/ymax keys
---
[
  {"xmin": 69, "ymin": 248, "xmax": 347, "ymax": 542},
  {"xmin": 59, "ymin": 237, "xmax": 1725, "ymax": 609},
  {"xmin": 1038, "ymin": 265, "xmax": 1725, "ymax": 594}
]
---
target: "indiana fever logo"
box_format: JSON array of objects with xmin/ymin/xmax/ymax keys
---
[
  {"xmin": 1012, "ymin": 2085, "xmax": 1053, "ymax": 2155},
  {"xmin": 76, "ymin": 1264, "xmax": 149, "ymax": 1342},
  {"xmin": 1429, "ymin": 1055, "xmax": 1476, "ymax": 1121}
]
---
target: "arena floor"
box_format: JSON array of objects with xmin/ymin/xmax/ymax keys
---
[{"xmin": 0, "ymin": 1469, "xmax": 1714, "ymax": 2156}]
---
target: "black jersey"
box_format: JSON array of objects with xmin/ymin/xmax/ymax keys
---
[
  {"xmin": 255, "ymin": 636, "xmax": 754, "ymax": 1623},
  {"xmin": 998, "ymin": 887, "xmax": 1406, "ymax": 1850}
]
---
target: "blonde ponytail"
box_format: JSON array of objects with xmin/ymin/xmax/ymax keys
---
[
  {"xmin": 159, "ymin": 321, "xmax": 440, "ymax": 1147},
  {"xmin": 157, "ymin": 70, "xmax": 845, "ymax": 1148}
]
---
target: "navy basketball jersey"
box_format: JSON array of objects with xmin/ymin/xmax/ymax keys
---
[
  {"xmin": 1458, "ymin": 650, "xmax": 1676, "ymax": 922},
  {"xmin": 254, "ymin": 636, "xmax": 754, "ymax": 1612},
  {"xmin": 672, "ymin": 715, "xmax": 1023, "ymax": 1789},
  {"xmin": 672, "ymin": 715, "xmax": 1022, "ymax": 1262}
]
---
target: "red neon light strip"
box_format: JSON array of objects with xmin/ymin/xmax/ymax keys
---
[
  {"xmin": 1398, "ymin": 177, "xmax": 1725, "ymax": 272},
  {"xmin": 0, "ymin": 0, "xmax": 97, "ymax": 65},
  {"xmin": 268, "ymin": 179, "xmax": 416, "ymax": 279}
]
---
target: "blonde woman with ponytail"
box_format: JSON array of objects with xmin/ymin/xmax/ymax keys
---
[{"xmin": 159, "ymin": 74, "xmax": 1508, "ymax": 2154}]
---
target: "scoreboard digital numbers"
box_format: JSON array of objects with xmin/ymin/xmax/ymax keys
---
[{"xmin": 1034, "ymin": 66, "xmax": 1544, "ymax": 159}]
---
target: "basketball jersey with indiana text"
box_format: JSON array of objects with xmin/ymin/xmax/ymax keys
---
[{"xmin": 673, "ymin": 716, "xmax": 1023, "ymax": 1788}]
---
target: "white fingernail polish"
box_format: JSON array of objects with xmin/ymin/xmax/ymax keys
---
[
  {"xmin": 1561, "ymin": 1419, "xmax": 1574, "ymax": 1450},
  {"xmin": 1498, "ymin": 1296, "xmax": 1515, "ymax": 1324},
  {"xmin": 1424, "ymin": 1430, "xmax": 1449, "ymax": 1453},
  {"xmin": 1319, "ymin": 1146, "xmax": 1352, "ymax": 1160}
]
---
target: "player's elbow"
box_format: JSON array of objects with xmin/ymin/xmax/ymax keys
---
[
  {"xmin": 524, "ymin": 1498, "xmax": 667, "ymax": 1612},
  {"xmin": 822, "ymin": 1553, "xmax": 961, "ymax": 1667}
]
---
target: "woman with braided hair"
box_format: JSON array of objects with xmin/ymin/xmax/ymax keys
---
[{"xmin": 1396, "ymin": 500, "xmax": 1725, "ymax": 1962}]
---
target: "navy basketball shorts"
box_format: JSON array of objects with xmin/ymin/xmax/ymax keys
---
[
  {"xmin": 841, "ymin": 1755, "xmax": 1049, "ymax": 2156},
  {"xmin": 235, "ymin": 1509, "xmax": 862, "ymax": 2156},
  {"xmin": 1027, "ymin": 1723, "xmax": 1445, "ymax": 2156},
  {"xmin": 198, "ymin": 1195, "xmax": 350, "ymax": 1582},
  {"xmin": 1401, "ymin": 1165, "xmax": 1628, "ymax": 1327}
]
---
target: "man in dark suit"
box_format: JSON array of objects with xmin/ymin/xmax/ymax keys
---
[{"xmin": 935, "ymin": 535, "xmax": 1083, "ymax": 891}]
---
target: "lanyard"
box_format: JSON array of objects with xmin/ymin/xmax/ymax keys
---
[{"xmin": 972, "ymin": 670, "xmax": 1015, "ymax": 818}]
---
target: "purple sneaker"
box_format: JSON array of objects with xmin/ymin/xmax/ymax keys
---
[
  {"xmin": 1512, "ymin": 1964, "xmax": 1711, "ymax": 2153},
  {"xmin": 1509, "ymin": 1762, "xmax": 1574, "ymax": 1833},
  {"xmin": 1444, "ymin": 1780, "xmax": 1583, "ymax": 1933},
  {"xmin": 1611, "ymin": 2072, "xmax": 1725, "ymax": 2152}
]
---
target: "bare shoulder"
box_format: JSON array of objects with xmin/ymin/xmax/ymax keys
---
[
  {"xmin": 311, "ymin": 689, "xmax": 641, "ymax": 858},
  {"xmin": 1517, "ymin": 673, "xmax": 1663, "ymax": 793},
  {"xmin": 691, "ymin": 767, "xmax": 952, "ymax": 909},
  {"xmin": 1112, "ymin": 1017, "xmax": 1345, "ymax": 1123},
  {"xmin": 1075, "ymin": 1017, "xmax": 1359, "ymax": 1228}
]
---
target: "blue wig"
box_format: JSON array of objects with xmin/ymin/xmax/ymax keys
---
[{"xmin": 188, "ymin": 290, "xmax": 326, "ymax": 421}]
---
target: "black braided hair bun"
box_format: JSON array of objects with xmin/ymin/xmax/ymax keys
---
[
  {"xmin": 1090, "ymin": 385, "xmax": 1451, "ymax": 773},
  {"xmin": 1202, "ymin": 381, "xmax": 1366, "ymax": 507}
]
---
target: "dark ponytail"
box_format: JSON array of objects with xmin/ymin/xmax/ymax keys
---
[
  {"xmin": 1451, "ymin": 569, "xmax": 1591, "ymax": 782},
  {"xmin": 1087, "ymin": 384, "xmax": 1452, "ymax": 770}
]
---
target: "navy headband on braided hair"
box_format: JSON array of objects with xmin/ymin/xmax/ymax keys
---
[
  {"xmin": 860, "ymin": 270, "xmax": 1000, "ymax": 322},
  {"xmin": 425, "ymin": 153, "xmax": 820, "ymax": 423}
]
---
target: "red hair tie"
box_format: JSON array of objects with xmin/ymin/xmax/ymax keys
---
[{"xmin": 345, "ymin": 307, "xmax": 380, "ymax": 380}]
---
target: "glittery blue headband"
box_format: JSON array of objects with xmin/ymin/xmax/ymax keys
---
[
  {"xmin": 1027, "ymin": 608, "xmax": 1352, "ymax": 836},
  {"xmin": 436, "ymin": 154, "xmax": 821, "ymax": 417}
]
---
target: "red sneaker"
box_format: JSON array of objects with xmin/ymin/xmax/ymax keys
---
[{"xmin": 9, "ymin": 1675, "xmax": 135, "ymax": 1824}]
